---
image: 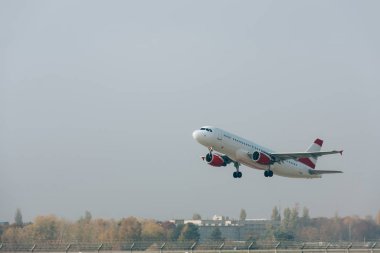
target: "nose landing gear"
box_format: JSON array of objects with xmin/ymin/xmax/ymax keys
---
[{"xmin": 207, "ymin": 147, "xmax": 242, "ymax": 179}]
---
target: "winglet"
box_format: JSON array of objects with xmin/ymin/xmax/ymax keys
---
[{"xmin": 339, "ymin": 150, "xmax": 343, "ymax": 156}]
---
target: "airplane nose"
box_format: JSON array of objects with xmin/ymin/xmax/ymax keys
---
[
  {"xmin": 193, "ymin": 130, "xmax": 204, "ymax": 142},
  {"xmin": 192, "ymin": 130, "xmax": 199, "ymax": 140}
]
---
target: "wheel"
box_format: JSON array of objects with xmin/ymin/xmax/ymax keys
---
[
  {"xmin": 264, "ymin": 170, "xmax": 268, "ymax": 177},
  {"xmin": 237, "ymin": 171, "xmax": 242, "ymax": 178},
  {"xmin": 205, "ymin": 153, "xmax": 212, "ymax": 162},
  {"xmin": 269, "ymin": 170, "xmax": 273, "ymax": 177},
  {"xmin": 233, "ymin": 172, "xmax": 237, "ymax": 178}
]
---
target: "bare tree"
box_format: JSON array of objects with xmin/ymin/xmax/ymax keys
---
[
  {"xmin": 271, "ymin": 206, "xmax": 281, "ymax": 221},
  {"xmin": 240, "ymin": 209, "xmax": 247, "ymax": 221},
  {"xmin": 192, "ymin": 213, "xmax": 202, "ymax": 220}
]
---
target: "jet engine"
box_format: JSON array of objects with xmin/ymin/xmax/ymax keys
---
[
  {"xmin": 251, "ymin": 151, "xmax": 272, "ymax": 165},
  {"xmin": 204, "ymin": 153, "xmax": 227, "ymax": 167}
]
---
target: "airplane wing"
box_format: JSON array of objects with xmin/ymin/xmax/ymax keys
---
[
  {"xmin": 270, "ymin": 150, "xmax": 343, "ymax": 161},
  {"xmin": 309, "ymin": 169, "xmax": 343, "ymax": 175}
]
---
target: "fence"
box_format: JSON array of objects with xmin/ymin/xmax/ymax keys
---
[{"xmin": 0, "ymin": 241, "xmax": 379, "ymax": 253}]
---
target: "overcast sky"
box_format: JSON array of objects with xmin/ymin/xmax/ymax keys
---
[{"xmin": 1, "ymin": 1, "xmax": 380, "ymax": 223}]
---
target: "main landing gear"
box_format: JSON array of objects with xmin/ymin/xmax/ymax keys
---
[
  {"xmin": 264, "ymin": 170, "xmax": 273, "ymax": 177},
  {"xmin": 233, "ymin": 162, "xmax": 242, "ymax": 178}
]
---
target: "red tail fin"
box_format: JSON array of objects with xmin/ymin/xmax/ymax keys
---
[{"xmin": 298, "ymin": 138, "xmax": 323, "ymax": 169}]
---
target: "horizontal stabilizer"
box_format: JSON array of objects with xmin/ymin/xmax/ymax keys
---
[
  {"xmin": 271, "ymin": 150, "xmax": 343, "ymax": 160},
  {"xmin": 309, "ymin": 169, "xmax": 343, "ymax": 175}
]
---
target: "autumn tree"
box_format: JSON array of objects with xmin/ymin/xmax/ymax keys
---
[
  {"xmin": 1, "ymin": 221, "xmax": 35, "ymax": 244},
  {"xmin": 75, "ymin": 211, "xmax": 96, "ymax": 242},
  {"xmin": 118, "ymin": 217, "xmax": 142, "ymax": 241},
  {"xmin": 141, "ymin": 220, "xmax": 165, "ymax": 240},
  {"xmin": 93, "ymin": 218, "xmax": 118, "ymax": 242},
  {"xmin": 317, "ymin": 217, "xmax": 344, "ymax": 241},
  {"xmin": 32, "ymin": 215, "xmax": 61, "ymax": 241},
  {"xmin": 297, "ymin": 226, "xmax": 319, "ymax": 241},
  {"xmin": 2, "ymin": 227, "xmax": 26, "ymax": 243},
  {"xmin": 0, "ymin": 223, "xmax": 8, "ymax": 239},
  {"xmin": 161, "ymin": 221, "xmax": 176, "ymax": 240}
]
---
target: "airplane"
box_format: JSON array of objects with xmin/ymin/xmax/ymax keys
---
[{"xmin": 192, "ymin": 126, "xmax": 343, "ymax": 179}]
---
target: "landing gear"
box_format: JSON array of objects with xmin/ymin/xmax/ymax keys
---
[
  {"xmin": 205, "ymin": 147, "xmax": 214, "ymax": 162},
  {"xmin": 264, "ymin": 170, "xmax": 273, "ymax": 177},
  {"xmin": 233, "ymin": 171, "xmax": 242, "ymax": 178},
  {"xmin": 233, "ymin": 162, "xmax": 242, "ymax": 178}
]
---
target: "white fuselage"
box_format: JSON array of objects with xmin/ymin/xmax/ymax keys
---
[{"xmin": 192, "ymin": 126, "xmax": 321, "ymax": 178}]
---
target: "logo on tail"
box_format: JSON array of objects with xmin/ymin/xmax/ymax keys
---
[{"xmin": 298, "ymin": 138, "xmax": 323, "ymax": 169}]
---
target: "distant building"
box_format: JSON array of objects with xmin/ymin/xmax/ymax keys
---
[
  {"xmin": 171, "ymin": 215, "xmax": 279, "ymax": 241},
  {"xmin": 238, "ymin": 219, "xmax": 277, "ymax": 240}
]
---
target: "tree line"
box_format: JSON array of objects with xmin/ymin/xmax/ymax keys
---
[
  {"xmin": 1, "ymin": 210, "xmax": 199, "ymax": 243},
  {"xmin": 267, "ymin": 206, "xmax": 380, "ymax": 241},
  {"xmin": 1, "ymin": 207, "xmax": 380, "ymax": 243}
]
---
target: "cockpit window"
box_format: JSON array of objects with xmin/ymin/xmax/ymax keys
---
[{"xmin": 200, "ymin": 128, "xmax": 213, "ymax": 132}]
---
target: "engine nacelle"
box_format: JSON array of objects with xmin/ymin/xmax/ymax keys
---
[
  {"xmin": 204, "ymin": 153, "xmax": 227, "ymax": 167},
  {"xmin": 251, "ymin": 151, "xmax": 272, "ymax": 165}
]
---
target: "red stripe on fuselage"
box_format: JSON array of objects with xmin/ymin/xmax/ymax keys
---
[{"xmin": 298, "ymin": 158, "xmax": 316, "ymax": 169}]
